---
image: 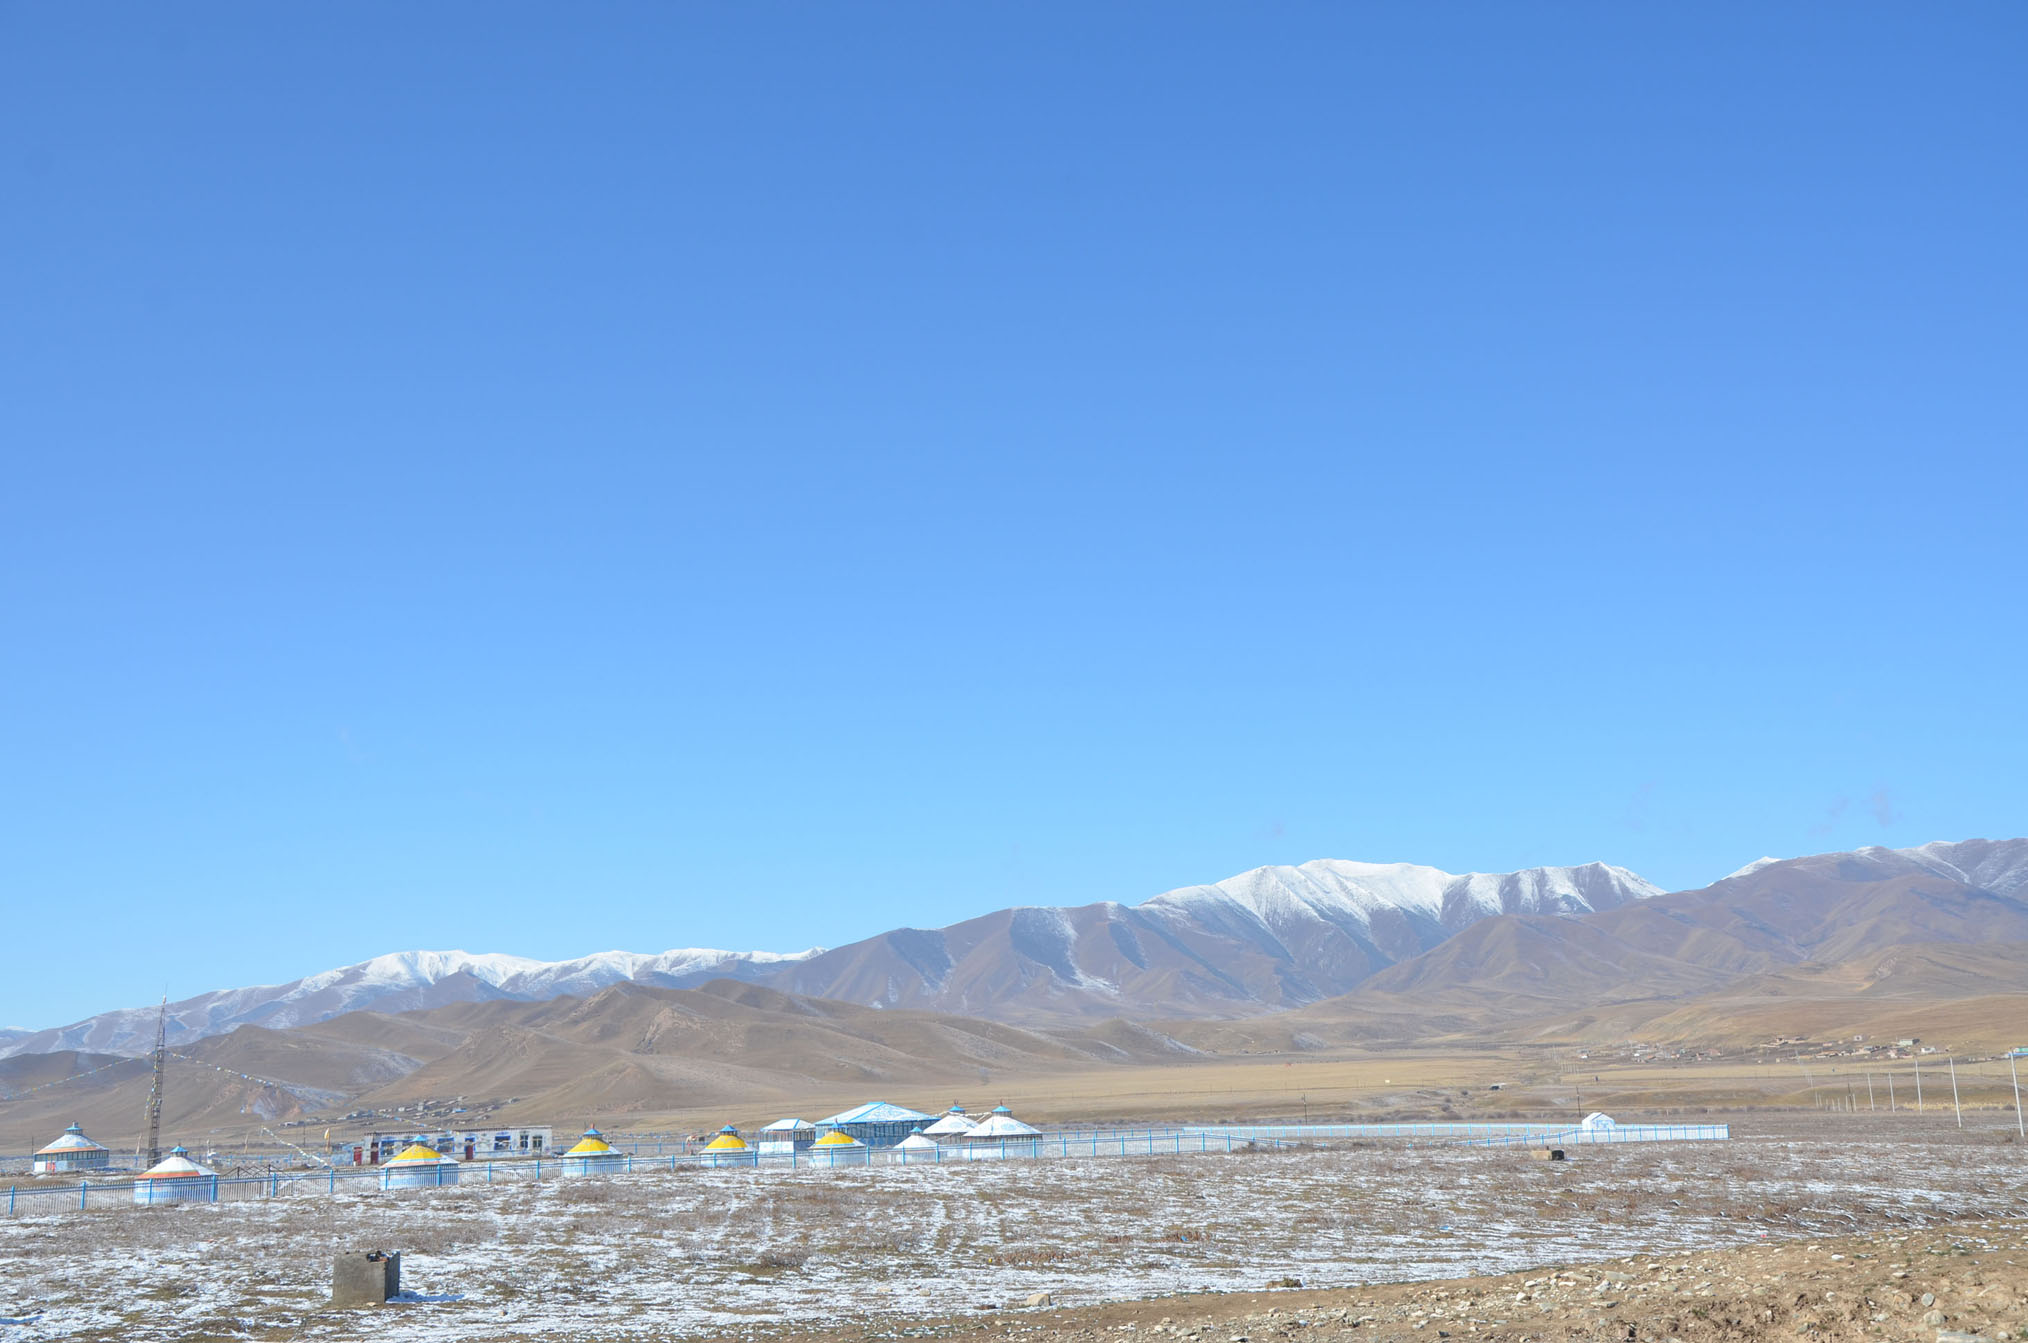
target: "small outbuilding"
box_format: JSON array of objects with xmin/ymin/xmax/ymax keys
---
[
  {"xmin": 133, "ymin": 1146, "xmax": 217, "ymax": 1205},
  {"xmin": 559, "ymin": 1128, "xmax": 627, "ymax": 1177},
  {"xmin": 815, "ymin": 1100, "xmax": 935, "ymax": 1149},
  {"xmin": 808, "ymin": 1129, "xmax": 869, "ymax": 1167},
  {"xmin": 379, "ymin": 1142, "xmax": 461, "ymax": 1190},
  {"xmin": 700, "ymin": 1125, "xmax": 757, "ymax": 1168},
  {"xmin": 33, "ymin": 1123, "xmax": 111, "ymax": 1174},
  {"xmin": 756, "ymin": 1117, "xmax": 816, "ymax": 1156}
]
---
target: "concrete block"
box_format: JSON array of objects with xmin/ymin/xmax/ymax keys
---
[{"xmin": 331, "ymin": 1251, "xmax": 400, "ymax": 1307}]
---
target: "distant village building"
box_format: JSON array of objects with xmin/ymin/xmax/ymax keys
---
[
  {"xmin": 756, "ymin": 1118, "xmax": 816, "ymax": 1156},
  {"xmin": 815, "ymin": 1101, "xmax": 934, "ymax": 1149},
  {"xmin": 33, "ymin": 1123, "xmax": 110, "ymax": 1174},
  {"xmin": 379, "ymin": 1142, "xmax": 461, "ymax": 1189},
  {"xmin": 133, "ymin": 1146, "xmax": 216, "ymax": 1205},
  {"xmin": 559, "ymin": 1128, "xmax": 626, "ymax": 1177},
  {"xmin": 359, "ymin": 1125, "xmax": 550, "ymax": 1164}
]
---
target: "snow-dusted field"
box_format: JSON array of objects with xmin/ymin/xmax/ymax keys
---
[{"xmin": 1, "ymin": 1118, "xmax": 2022, "ymax": 1342}]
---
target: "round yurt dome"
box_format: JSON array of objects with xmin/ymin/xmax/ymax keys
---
[
  {"xmin": 560, "ymin": 1127, "xmax": 626, "ymax": 1177},
  {"xmin": 810, "ymin": 1128, "xmax": 868, "ymax": 1166},
  {"xmin": 133, "ymin": 1146, "xmax": 216, "ymax": 1205},
  {"xmin": 34, "ymin": 1122, "xmax": 111, "ymax": 1174},
  {"xmin": 700, "ymin": 1125, "xmax": 756, "ymax": 1168},
  {"xmin": 379, "ymin": 1142, "xmax": 461, "ymax": 1190},
  {"xmin": 894, "ymin": 1129, "xmax": 940, "ymax": 1161}
]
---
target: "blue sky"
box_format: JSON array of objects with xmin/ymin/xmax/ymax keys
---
[{"xmin": 3, "ymin": 5, "xmax": 2023, "ymax": 1029}]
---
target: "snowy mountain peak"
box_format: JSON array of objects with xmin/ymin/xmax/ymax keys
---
[
  {"xmin": 1142, "ymin": 858, "xmax": 1661, "ymax": 932},
  {"xmin": 0, "ymin": 944, "xmax": 822, "ymax": 1060}
]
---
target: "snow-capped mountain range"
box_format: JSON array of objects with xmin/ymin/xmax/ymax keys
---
[
  {"xmin": 13, "ymin": 841, "xmax": 2019, "ymax": 1059},
  {"xmin": 0, "ymin": 946, "xmax": 819, "ymax": 1059},
  {"xmin": 0, "ymin": 855, "xmax": 1662, "ymax": 1057}
]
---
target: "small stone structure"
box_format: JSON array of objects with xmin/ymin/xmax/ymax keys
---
[
  {"xmin": 331, "ymin": 1251, "xmax": 401, "ymax": 1307},
  {"xmin": 1529, "ymin": 1147, "xmax": 1567, "ymax": 1161}
]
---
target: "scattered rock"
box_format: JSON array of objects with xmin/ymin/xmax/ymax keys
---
[{"xmin": 1026, "ymin": 1294, "xmax": 1056, "ymax": 1308}]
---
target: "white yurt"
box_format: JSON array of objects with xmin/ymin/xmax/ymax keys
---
[
  {"xmin": 133, "ymin": 1146, "xmax": 216, "ymax": 1205},
  {"xmin": 808, "ymin": 1129, "xmax": 869, "ymax": 1167},
  {"xmin": 756, "ymin": 1117, "xmax": 816, "ymax": 1157},
  {"xmin": 1579, "ymin": 1112, "xmax": 1618, "ymax": 1138},
  {"xmin": 559, "ymin": 1128, "xmax": 627, "ymax": 1177},
  {"xmin": 921, "ymin": 1104, "xmax": 976, "ymax": 1143},
  {"xmin": 959, "ymin": 1105, "xmax": 1043, "ymax": 1160},
  {"xmin": 379, "ymin": 1142, "xmax": 461, "ymax": 1190},
  {"xmin": 33, "ymin": 1123, "xmax": 111, "ymax": 1174},
  {"xmin": 892, "ymin": 1128, "xmax": 941, "ymax": 1162},
  {"xmin": 699, "ymin": 1125, "xmax": 758, "ymax": 1168}
]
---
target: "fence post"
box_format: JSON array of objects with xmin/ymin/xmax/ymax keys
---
[
  {"xmin": 211, "ymin": 1175, "xmax": 219, "ymax": 1203},
  {"xmin": 7, "ymin": 1185, "xmax": 12, "ymax": 1215},
  {"xmin": 80, "ymin": 1181, "xmax": 88, "ymax": 1210}
]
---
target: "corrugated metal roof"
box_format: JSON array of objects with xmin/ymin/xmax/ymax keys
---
[
  {"xmin": 818, "ymin": 1101, "xmax": 933, "ymax": 1126},
  {"xmin": 759, "ymin": 1117, "xmax": 815, "ymax": 1132}
]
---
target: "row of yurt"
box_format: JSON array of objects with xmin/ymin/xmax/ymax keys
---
[
  {"xmin": 33, "ymin": 1123, "xmax": 111, "ymax": 1174},
  {"xmin": 133, "ymin": 1147, "xmax": 218, "ymax": 1204}
]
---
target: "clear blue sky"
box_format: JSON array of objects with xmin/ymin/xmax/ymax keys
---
[{"xmin": 3, "ymin": 4, "xmax": 2023, "ymax": 1030}]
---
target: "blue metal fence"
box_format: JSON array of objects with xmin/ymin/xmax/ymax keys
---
[{"xmin": 2, "ymin": 1119, "xmax": 1728, "ymax": 1218}]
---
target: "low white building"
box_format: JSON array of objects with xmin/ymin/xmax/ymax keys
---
[{"xmin": 756, "ymin": 1117, "xmax": 816, "ymax": 1156}]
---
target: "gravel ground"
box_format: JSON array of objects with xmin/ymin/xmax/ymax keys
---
[{"xmin": 0, "ymin": 1113, "xmax": 2021, "ymax": 1342}]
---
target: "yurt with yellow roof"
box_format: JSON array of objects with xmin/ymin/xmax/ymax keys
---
[
  {"xmin": 560, "ymin": 1127, "xmax": 627, "ymax": 1177},
  {"xmin": 133, "ymin": 1146, "xmax": 217, "ymax": 1205},
  {"xmin": 33, "ymin": 1123, "xmax": 111, "ymax": 1174},
  {"xmin": 808, "ymin": 1128, "xmax": 869, "ymax": 1167},
  {"xmin": 379, "ymin": 1141, "xmax": 461, "ymax": 1189},
  {"xmin": 699, "ymin": 1125, "xmax": 757, "ymax": 1168}
]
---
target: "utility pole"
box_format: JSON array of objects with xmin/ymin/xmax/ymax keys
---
[
  {"xmin": 2012, "ymin": 1052, "xmax": 2025, "ymax": 1141},
  {"xmin": 1948, "ymin": 1056, "xmax": 1962, "ymax": 1129},
  {"xmin": 1866, "ymin": 1073, "xmax": 1875, "ymax": 1111},
  {"xmin": 1914, "ymin": 1057, "xmax": 1924, "ymax": 1114},
  {"xmin": 143, "ymin": 993, "xmax": 168, "ymax": 1168}
]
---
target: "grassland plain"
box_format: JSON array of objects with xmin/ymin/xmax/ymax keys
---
[{"xmin": 1, "ymin": 1113, "xmax": 2023, "ymax": 1342}]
